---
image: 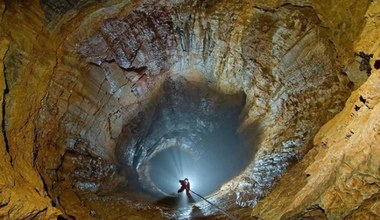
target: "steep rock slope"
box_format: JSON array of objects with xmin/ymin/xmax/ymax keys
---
[{"xmin": 251, "ymin": 0, "xmax": 380, "ymax": 219}]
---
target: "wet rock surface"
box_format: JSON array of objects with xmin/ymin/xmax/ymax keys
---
[{"xmin": 0, "ymin": 0, "xmax": 379, "ymax": 219}]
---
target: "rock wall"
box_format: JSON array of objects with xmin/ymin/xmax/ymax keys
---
[
  {"xmin": 251, "ymin": 0, "xmax": 380, "ymax": 219},
  {"xmin": 0, "ymin": 0, "xmax": 61, "ymax": 219},
  {"xmin": 0, "ymin": 0, "xmax": 378, "ymax": 219},
  {"xmin": 251, "ymin": 58, "xmax": 380, "ymax": 220}
]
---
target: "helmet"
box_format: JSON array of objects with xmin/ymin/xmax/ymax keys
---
[{"xmin": 184, "ymin": 178, "xmax": 188, "ymax": 181}]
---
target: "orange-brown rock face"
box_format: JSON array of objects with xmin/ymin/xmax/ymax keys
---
[
  {"xmin": 251, "ymin": 68, "xmax": 380, "ymax": 220},
  {"xmin": 0, "ymin": 0, "xmax": 62, "ymax": 219},
  {"xmin": 251, "ymin": 1, "xmax": 380, "ymax": 219},
  {"xmin": 0, "ymin": 0, "xmax": 378, "ymax": 219}
]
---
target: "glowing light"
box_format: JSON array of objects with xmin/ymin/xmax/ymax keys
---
[{"xmin": 139, "ymin": 80, "xmax": 254, "ymax": 210}]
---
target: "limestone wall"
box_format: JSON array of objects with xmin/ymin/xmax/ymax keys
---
[{"xmin": 0, "ymin": 0, "xmax": 378, "ymax": 219}]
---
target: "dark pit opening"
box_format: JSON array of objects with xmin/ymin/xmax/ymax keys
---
[
  {"xmin": 374, "ymin": 60, "xmax": 380, "ymax": 70},
  {"xmin": 118, "ymin": 77, "xmax": 255, "ymax": 207}
]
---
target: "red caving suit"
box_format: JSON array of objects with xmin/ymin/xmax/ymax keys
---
[{"xmin": 178, "ymin": 179, "xmax": 191, "ymax": 196}]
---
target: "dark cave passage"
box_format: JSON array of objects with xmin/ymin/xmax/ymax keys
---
[{"xmin": 118, "ymin": 78, "xmax": 255, "ymax": 207}]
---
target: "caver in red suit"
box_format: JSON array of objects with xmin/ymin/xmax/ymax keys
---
[{"xmin": 178, "ymin": 178, "xmax": 191, "ymax": 196}]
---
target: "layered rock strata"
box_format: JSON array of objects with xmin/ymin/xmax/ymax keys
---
[
  {"xmin": 251, "ymin": 1, "xmax": 380, "ymax": 219},
  {"xmin": 0, "ymin": 0, "xmax": 378, "ymax": 219}
]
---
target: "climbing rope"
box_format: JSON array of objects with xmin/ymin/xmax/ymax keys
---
[{"xmin": 190, "ymin": 190, "xmax": 238, "ymax": 220}]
